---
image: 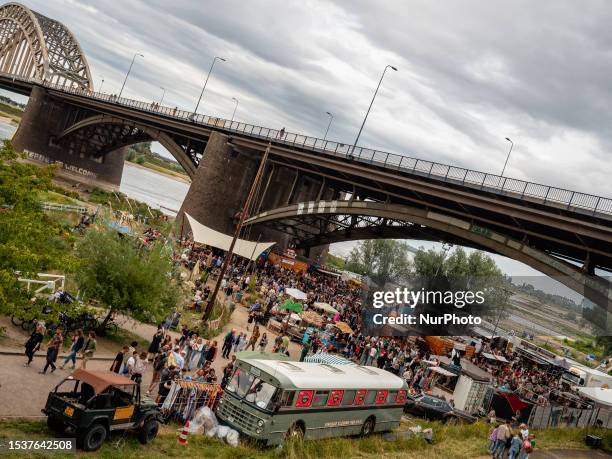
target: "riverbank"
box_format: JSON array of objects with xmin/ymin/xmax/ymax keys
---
[{"xmin": 126, "ymin": 158, "xmax": 191, "ymax": 183}]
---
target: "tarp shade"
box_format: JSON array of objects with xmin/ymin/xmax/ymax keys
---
[
  {"xmin": 313, "ymin": 302, "xmax": 338, "ymax": 315},
  {"xmin": 280, "ymin": 299, "xmax": 303, "ymax": 313},
  {"xmin": 185, "ymin": 213, "xmax": 275, "ymax": 261},
  {"xmin": 285, "ymin": 288, "xmax": 307, "ymax": 300},
  {"xmin": 577, "ymin": 387, "xmax": 612, "ymax": 407},
  {"xmin": 334, "ymin": 321, "xmax": 354, "ymax": 335}
]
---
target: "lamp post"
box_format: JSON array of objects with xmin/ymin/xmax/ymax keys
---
[
  {"xmin": 159, "ymin": 87, "xmax": 166, "ymax": 105},
  {"xmin": 231, "ymin": 97, "xmax": 239, "ymax": 122},
  {"xmin": 192, "ymin": 56, "xmax": 227, "ymax": 117},
  {"xmin": 500, "ymin": 137, "xmax": 514, "ymax": 177},
  {"xmin": 118, "ymin": 52, "xmax": 144, "ymax": 98},
  {"xmin": 350, "ymin": 64, "xmax": 397, "ymax": 156},
  {"xmin": 323, "ymin": 111, "xmax": 333, "ymax": 141},
  {"xmin": 99, "ymin": 76, "xmax": 104, "ymax": 93}
]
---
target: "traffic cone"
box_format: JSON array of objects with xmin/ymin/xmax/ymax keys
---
[{"xmin": 178, "ymin": 420, "xmax": 190, "ymax": 446}]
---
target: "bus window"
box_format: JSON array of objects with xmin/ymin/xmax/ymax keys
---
[
  {"xmin": 313, "ymin": 391, "xmax": 329, "ymax": 407},
  {"xmin": 280, "ymin": 390, "xmax": 296, "ymax": 407},
  {"xmin": 342, "ymin": 390, "xmax": 356, "ymax": 406},
  {"xmin": 354, "ymin": 389, "xmax": 367, "ymax": 405},
  {"xmin": 327, "ymin": 390, "xmax": 343, "ymax": 407},
  {"xmin": 375, "ymin": 390, "xmax": 388, "ymax": 405},
  {"xmin": 244, "ymin": 378, "xmax": 278, "ymax": 410},
  {"xmin": 296, "ymin": 390, "xmax": 313, "ymax": 407},
  {"xmin": 396, "ymin": 390, "xmax": 407, "ymax": 404}
]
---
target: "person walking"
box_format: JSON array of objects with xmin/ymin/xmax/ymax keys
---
[
  {"xmin": 111, "ymin": 346, "xmax": 129, "ymax": 373},
  {"xmin": 80, "ymin": 331, "xmax": 97, "ymax": 369},
  {"xmin": 508, "ymin": 433, "xmax": 522, "ymax": 459},
  {"xmin": 204, "ymin": 340, "xmax": 218, "ymax": 366},
  {"xmin": 39, "ymin": 328, "xmax": 63, "ymax": 374},
  {"xmin": 188, "ymin": 337, "xmax": 205, "ymax": 371},
  {"xmin": 221, "ymin": 329, "xmax": 236, "ymax": 359},
  {"xmin": 147, "ymin": 326, "xmax": 164, "ymax": 360},
  {"xmin": 60, "ymin": 329, "xmax": 84, "ymax": 370},
  {"xmin": 493, "ymin": 420, "xmax": 511, "ymax": 458},
  {"xmin": 258, "ymin": 333, "xmax": 268, "ymax": 353},
  {"xmin": 131, "ymin": 352, "xmax": 148, "ymax": 383},
  {"xmin": 247, "ymin": 326, "xmax": 260, "ymax": 351},
  {"xmin": 147, "ymin": 347, "xmax": 169, "ymax": 395},
  {"xmin": 24, "ymin": 324, "xmax": 45, "ymax": 367}
]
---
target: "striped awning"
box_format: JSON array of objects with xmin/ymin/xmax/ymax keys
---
[{"xmin": 303, "ymin": 353, "xmax": 352, "ymax": 365}]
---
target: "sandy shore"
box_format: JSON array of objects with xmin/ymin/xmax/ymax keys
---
[{"xmin": 125, "ymin": 160, "xmax": 191, "ymax": 184}]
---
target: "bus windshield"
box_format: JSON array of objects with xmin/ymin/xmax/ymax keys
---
[{"xmin": 225, "ymin": 367, "xmax": 279, "ymax": 411}]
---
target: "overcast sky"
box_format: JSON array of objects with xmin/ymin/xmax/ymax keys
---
[{"xmin": 6, "ymin": 0, "xmax": 612, "ymax": 282}]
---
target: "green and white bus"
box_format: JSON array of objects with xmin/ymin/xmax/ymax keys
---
[{"xmin": 216, "ymin": 356, "xmax": 408, "ymax": 445}]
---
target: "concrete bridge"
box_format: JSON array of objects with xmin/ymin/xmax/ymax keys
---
[{"xmin": 1, "ymin": 2, "xmax": 611, "ymax": 318}]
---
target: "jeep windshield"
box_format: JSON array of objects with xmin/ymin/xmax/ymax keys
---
[{"xmin": 225, "ymin": 367, "xmax": 278, "ymax": 411}]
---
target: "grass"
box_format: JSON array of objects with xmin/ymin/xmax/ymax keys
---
[
  {"xmin": 0, "ymin": 418, "xmax": 609, "ymax": 459},
  {"xmin": 100, "ymin": 325, "xmax": 151, "ymax": 351},
  {"xmin": 0, "ymin": 101, "xmax": 23, "ymax": 123},
  {"xmin": 136, "ymin": 161, "xmax": 190, "ymax": 181}
]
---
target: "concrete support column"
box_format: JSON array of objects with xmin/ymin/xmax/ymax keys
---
[
  {"xmin": 178, "ymin": 132, "xmax": 259, "ymax": 236},
  {"xmin": 12, "ymin": 85, "xmax": 125, "ymax": 188}
]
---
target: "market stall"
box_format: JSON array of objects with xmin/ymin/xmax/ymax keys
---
[{"xmin": 160, "ymin": 380, "xmax": 223, "ymax": 423}]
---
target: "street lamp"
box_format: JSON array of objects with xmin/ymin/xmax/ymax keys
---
[
  {"xmin": 159, "ymin": 87, "xmax": 166, "ymax": 105},
  {"xmin": 350, "ymin": 64, "xmax": 398, "ymax": 156},
  {"xmin": 500, "ymin": 137, "xmax": 514, "ymax": 177},
  {"xmin": 192, "ymin": 56, "xmax": 227, "ymax": 117},
  {"xmin": 99, "ymin": 76, "xmax": 104, "ymax": 93},
  {"xmin": 118, "ymin": 52, "xmax": 144, "ymax": 98},
  {"xmin": 231, "ymin": 97, "xmax": 239, "ymax": 122},
  {"xmin": 323, "ymin": 111, "xmax": 333, "ymax": 141}
]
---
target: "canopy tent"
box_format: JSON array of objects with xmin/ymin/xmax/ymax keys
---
[
  {"xmin": 280, "ymin": 299, "xmax": 303, "ymax": 314},
  {"xmin": 577, "ymin": 387, "xmax": 612, "ymax": 407},
  {"xmin": 429, "ymin": 366, "xmax": 458, "ymax": 377},
  {"xmin": 301, "ymin": 310, "xmax": 324, "ymax": 327},
  {"xmin": 185, "ymin": 213, "xmax": 275, "ymax": 261},
  {"xmin": 333, "ymin": 321, "xmax": 354, "ymax": 335},
  {"xmin": 285, "ymin": 288, "xmax": 308, "ymax": 300},
  {"xmin": 482, "ymin": 352, "xmax": 509, "ymax": 363},
  {"xmin": 313, "ymin": 302, "xmax": 338, "ymax": 315},
  {"xmin": 303, "ymin": 353, "xmax": 352, "ymax": 365}
]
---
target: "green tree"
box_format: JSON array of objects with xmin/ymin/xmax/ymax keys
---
[
  {"xmin": 413, "ymin": 246, "xmax": 511, "ymax": 326},
  {"xmin": 346, "ymin": 239, "xmax": 412, "ymax": 284},
  {"xmin": 75, "ymin": 229, "xmax": 180, "ymax": 332},
  {"xmin": 0, "ymin": 140, "xmax": 76, "ymax": 316}
]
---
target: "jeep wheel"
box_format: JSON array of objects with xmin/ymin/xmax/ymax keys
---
[
  {"xmin": 46, "ymin": 416, "xmax": 65, "ymax": 434},
  {"xmin": 80, "ymin": 423, "xmax": 107, "ymax": 451},
  {"xmin": 138, "ymin": 418, "xmax": 159, "ymax": 444}
]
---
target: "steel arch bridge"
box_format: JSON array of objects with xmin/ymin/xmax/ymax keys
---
[
  {"xmin": 244, "ymin": 199, "xmax": 612, "ymax": 313},
  {"xmin": 0, "ymin": 2, "xmax": 92, "ymax": 89}
]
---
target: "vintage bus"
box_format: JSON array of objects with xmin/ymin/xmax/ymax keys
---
[{"xmin": 216, "ymin": 357, "xmax": 408, "ymax": 445}]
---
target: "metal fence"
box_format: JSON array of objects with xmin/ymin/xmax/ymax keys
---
[
  {"xmin": 4, "ymin": 72, "xmax": 612, "ymax": 219},
  {"xmin": 528, "ymin": 404, "xmax": 612, "ymax": 429}
]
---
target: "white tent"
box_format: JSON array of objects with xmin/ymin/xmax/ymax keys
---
[
  {"xmin": 577, "ymin": 387, "xmax": 612, "ymax": 407},
  {"xmin": 185, "ymin": 213, "xmax": 275, "ymax": 261},
  {"xmin": 313, "ymin": 302, "xmax": 338, "ymax": 315},
  {"xmin": 285, "ymin": 288, "xmax": 307, "ymax": 300}
]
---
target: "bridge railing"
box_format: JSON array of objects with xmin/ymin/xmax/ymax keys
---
[{"xmin": 5, "ymin": 72, "xmax": 611, "ymax": 218}]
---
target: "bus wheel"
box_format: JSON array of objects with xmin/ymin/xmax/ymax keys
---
[
  {"xmin": 360, "ymin": 417, "xmax": 375, "ymax": 436},
  {"xmin": 286, "ymin": 422, "xmax": 305, "ymax": 440}
]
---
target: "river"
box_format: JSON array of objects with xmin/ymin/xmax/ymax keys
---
[{"xmin": 0, "ymin": 120, "xmax": 189, "ymax": 213}]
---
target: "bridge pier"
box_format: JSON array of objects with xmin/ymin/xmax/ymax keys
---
[
  {"xmin": 12, "ymin": 86, "xmax": 125, "ymax": 189},
  {"xmin": 178, "ymin": 132, "xmax": 334, "ymax": 262}
]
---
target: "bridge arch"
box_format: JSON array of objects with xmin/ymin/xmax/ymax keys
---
[
  {"xmin": 0, "ymin": 2, "xmax": 92, "ymax": 89},
  {"xmin": 56, "ymin": 115, "xmax": 196, "ymax": 176},
  {"xmin": 244, "ymin": 200, "xmax": 612, "ymax": 312}
]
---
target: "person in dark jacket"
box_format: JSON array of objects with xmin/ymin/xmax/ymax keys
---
[
  {"xmin": 24, "ymin": 324, "xmax": 45, "ymax": 367},
  {"xmin": 110, "ymin": 346, "xmax": 129, "ymax": 373},
  {"xmin": 39, "ymin": 328, "xmax": 63, "ymax": 374},
  {"xmin": 60, "ymin": 329, "xmax": 84, "ymax": 370},
  {"xmin": 147, "ymin": 326, "xmax": 164, "ymax": 360}
]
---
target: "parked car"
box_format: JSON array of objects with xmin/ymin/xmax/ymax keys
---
[
  {"xmin": 43, "ymin": 369, "xmax": 163, "ymax": 451},
  {"xmin": 404, "ymin": 394, "xmax": 477, "ymax": 424}
]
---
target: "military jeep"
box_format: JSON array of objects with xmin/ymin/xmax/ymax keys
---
[{"xmin": 42, "ymin": 369, "xmax": 162, "ymax": 451}]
